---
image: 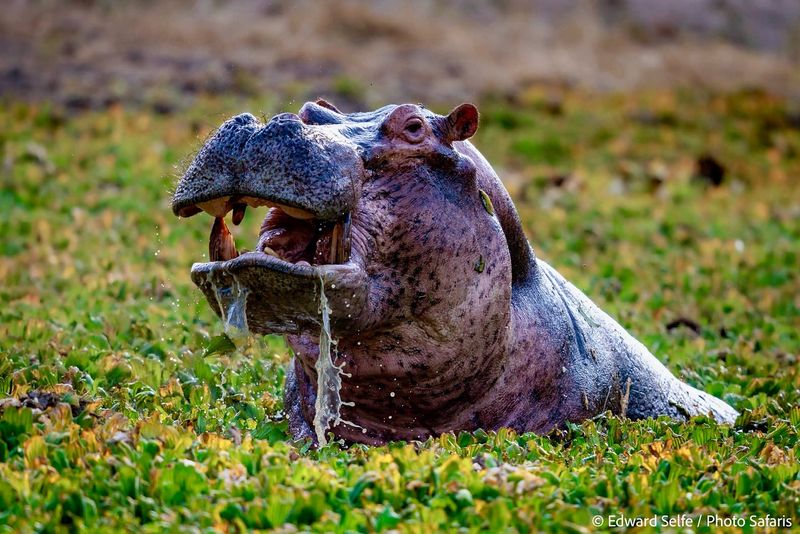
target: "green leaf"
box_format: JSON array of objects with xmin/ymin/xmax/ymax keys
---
[
  {"xmin": 375, "ymin": 504, "xmax": 401, "ymax": 531},
  {"xmin": 479, "ymin": 189, "xmax": 495, "ymax": 215},
  {"xmin": 203, "ymin": 334, "xmax": 236, "ymax": 357}
]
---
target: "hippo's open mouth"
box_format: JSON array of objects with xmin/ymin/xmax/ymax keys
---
[
  {"xmin": 175, "ymin": 192, "xmax": 364, "ymax": 335},
  {"xmin": 177, "ymin": 195, "xmax": 351, "ymax": 267}
]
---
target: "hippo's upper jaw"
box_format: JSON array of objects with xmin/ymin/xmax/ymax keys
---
[{"xmin": 172, "ymin": 107, "xmax": 369, "ymax": 334}]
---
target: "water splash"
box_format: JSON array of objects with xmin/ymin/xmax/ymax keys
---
[
  {"xmin": 314, "ymin": 275, "xmax": 363, "ymax": 446},
  {"xmin": 204, "ymin": 271, "xmax": 361, "ymax": 444},
  {"xmin": 209, "ymin": 273, "xmax": 251, "ymax": 348}
]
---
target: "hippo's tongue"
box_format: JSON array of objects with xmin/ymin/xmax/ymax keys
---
[{"xmin": 257, "ymin": 207, "xmax": 351, "ymax": 266}]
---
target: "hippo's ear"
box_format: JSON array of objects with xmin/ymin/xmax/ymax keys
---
[
  {"xmin": 444, "ymin": 103, "xmax": 479, "ymax": 143},
  {"xmin": 316, "ymin": 99, "xmax": 342, "ymax": 114}
]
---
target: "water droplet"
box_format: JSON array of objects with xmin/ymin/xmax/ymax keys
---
[{"xmin": 390, "ymin": 392, "xmax": 395, "ymax": 398}]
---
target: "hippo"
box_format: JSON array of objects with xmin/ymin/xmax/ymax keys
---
[{"xmin": 172, "ymin": 100, "xmax": 738, "ymax": 445}]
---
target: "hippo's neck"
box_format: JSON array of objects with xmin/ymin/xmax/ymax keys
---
[
  {"xmin": 288, "ymin": 313, "xmax": 515, "ymax": 442},
  {"xmin": 456, "ymin": 141, "xmax": 538, "ymax": 289}
]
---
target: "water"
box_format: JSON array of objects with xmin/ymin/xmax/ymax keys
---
[
  {"xmin": 314, "ymin": 275, "xmax": 363, "ymax": 445},
  {"xmin": 206, "ymin": 271, "xmax": 362, "ymax": 445},
  {"xmin": 209, "ymin": 273, "xmax": 251, "ymax": 347}
]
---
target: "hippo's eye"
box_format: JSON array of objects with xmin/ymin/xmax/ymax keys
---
[
  {"xmin": 403, "ymin": 118, "xmax": 425, "ymax": 142},
  {"xmin": 405, "ymin": 119, "xmax": 422, "ymax": 133}
]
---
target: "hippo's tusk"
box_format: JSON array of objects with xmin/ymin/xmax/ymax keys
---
[
  {"xmin": 329, "ymin": 212, "xmax": 352, "ymax": 264},
  {"xmin": 340, "ymin": 212, "xmax": 351, "ymax": 263},
  {"xmin": 329, "ymin": 219, "xmax": 342, "ymax": 265},
  {"xmin": 209, "ymin": 217, "xmax": 239, "ymax": 262}
]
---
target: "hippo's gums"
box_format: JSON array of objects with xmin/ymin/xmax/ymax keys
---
[{"xmin": 172, "ymin": 100, "xmax": 738, "ymax": 445}]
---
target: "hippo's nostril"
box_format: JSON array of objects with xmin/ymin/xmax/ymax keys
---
[
  {"xmin": 272, "ymin": 112, "xmax": 301, "ymax": 123},
  {"xmin": 299, "ymin": 102, "xmax": 343, "ymax": 126},
  {"xmin": 232, "ymin": 112, "xmax": 258, "ymax": 125}
]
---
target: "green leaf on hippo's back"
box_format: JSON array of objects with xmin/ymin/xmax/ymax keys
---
[
  {"xmin": 204, "ymin": 334, "xmax": 236, "ymax": 357},
  {"xmin": 474, "ymin": 255, "xmax": 485, "ymax": 273},
  {"xmin": 479, "ymin": 189, "xmax": 495, "ymax": 215}
]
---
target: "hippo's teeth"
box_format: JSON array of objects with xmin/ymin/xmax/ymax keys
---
[
  {"xmin": 262, "ymin": 246, "xmax": 284, "ymax": 260},
  {"xmin": 197, "ymin": 197, "xmax": 231, "ymax": 218},
  {"xmin": 209, "ymin": 217, "xmax": 239, "ymax": 262},
  {"xmin": 178, "ymin": 205, "xmax": 203, "ymax": 218},
  {"xmin": 329, "ymin": 220, "xmax": 342, "ymax": 264},
  {"xmin": 232, "ymin": 203, "xmax": 246, "ymax": 226},
  {"xmin": 324, "ymin": 212, "xmax": 351, "ymax": 264},
  {"xmin": 329, "ymin": 213, "xmax": 351, "ymax": 264},
  {"xmin": 279, "ymin": 205, "xmax": 315, "ymax": 220},
  {"xmin": 341, "ymin": 212, "xmax": 351, "ymax": 263}
]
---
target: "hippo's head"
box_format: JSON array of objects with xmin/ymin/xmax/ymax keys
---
[{"xmin": 173, "ymin": 100, "xmax": 520, "ymax": 341}]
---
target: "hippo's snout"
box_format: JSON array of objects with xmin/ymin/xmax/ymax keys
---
[
  {"xmin": 172, "ymin": 111, "xmax": 362, "ymax": 221},
  {"xmin": 171, "ymin": 108, "xmax": 371, "ymax": 336},
  {"xmin": 171, "ymin": 108, "xmax": 365, "ymax": 264}
]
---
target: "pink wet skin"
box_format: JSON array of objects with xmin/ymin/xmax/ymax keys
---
[{"xmin": 173, "ymin": 100, "xmax": 739, "ymax": 445}]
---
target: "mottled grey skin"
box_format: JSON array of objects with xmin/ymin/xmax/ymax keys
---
[{"xmin": 173, "ymin": 100, "xmax": 738, "ymax": 445}]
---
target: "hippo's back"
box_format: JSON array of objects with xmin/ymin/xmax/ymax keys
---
[{"xmin": 534, "ymin": 260, "xmax": 738, "ymax": 424}]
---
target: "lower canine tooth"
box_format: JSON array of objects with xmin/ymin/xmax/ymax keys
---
[{"xmin": 210, "ymin": 217, "xmax": 239, "ymax": 261}]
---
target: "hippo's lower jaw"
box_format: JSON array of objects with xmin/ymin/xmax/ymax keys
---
[{"xmin": 191, "ymin": 252, "xmax": 366, "ymax": 335}]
